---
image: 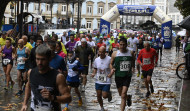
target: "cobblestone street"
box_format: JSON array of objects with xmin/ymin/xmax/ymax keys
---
[{"xmin": 0, "ymin": 48, "xmax": 185, "ymax": 111}]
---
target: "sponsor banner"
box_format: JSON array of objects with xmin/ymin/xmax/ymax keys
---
[
  {"xmin": 162, "ymin": 20, "xmax": 172, "ymax": 49},
  {"xmin": 100, "ymin": 18, "xmax": 110, "ymax": 35},
  {"xmin": 117, "ymin": 5, "xmax": 156, "ymax": 16},
  {"xmin": 101, "ymin": 5, "xmax": 120, "ymax": 22},
  {"xmin": 153, "ymin": 7, "xmax": 172, "ymax": 24}
]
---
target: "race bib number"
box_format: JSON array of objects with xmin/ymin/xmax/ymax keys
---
[
  {"xmin": 35, "ymin": 106, "xmax": 52, "ymax": 111},
  {"xmin": 113, "ymin": 48, "xmax": 118, "ymax": 51},
  {"xmin": 159, "ymin": 43, "xmax": 162, "ymax": 47},
  {"xmin": 3, "ymin": 59, "xmax": 10, "ymax": 65},
  {"xmin": 120, "ymin": 61, "xmax": 130, "ymax": 71},
  {"xmin": 143, "ymin": 58, "xmax": 151, "ymax": 65},
  {"xmin": 154, "ymin": 43, "xmax": 157, "ymax": 46},
  {"xmin": 98, "ymin": 74, "xmax": 107, "ymax": 83},
  {"xmin": 17, "ymin": 57, "xmax": 25, "ymax": 65}
]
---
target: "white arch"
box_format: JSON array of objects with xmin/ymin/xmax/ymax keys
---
[{"xmin": 100, "ymin": 5, "xmax": 172, "ymax": 48}]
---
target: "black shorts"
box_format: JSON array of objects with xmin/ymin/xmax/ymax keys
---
[
  {"xmin": 82, "ymin": 66, "xmax": 89, "ymax": 75},
  {"xmin": 115, "ymin": 75, "xmax": 132, "ymax": 88},
  {"xmin": 2, "ymin": 59, "xmax": 13, "ymax": 66},
  {"xmin": 67, "ymin": 81, "xmax": 80, "ymax": 88},
  {"xmin": 142, "ymin": 69, "xmax": 153, "ymax": 78}
]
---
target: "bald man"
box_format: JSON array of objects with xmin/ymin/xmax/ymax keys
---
[
  {"xmin": 91, "ymin": 46, "xmax": 112, "ymax": 111},
  {"xmin": 15, "ymin": 39, "xmax": 30, "ymax": 96},
  {"xmin": 137, "ymin": 42, "xmax": 158, "ymax": 98},
  {"xmin": 22, "ymin": 35, "xmax": 33, "ymax": 51}
]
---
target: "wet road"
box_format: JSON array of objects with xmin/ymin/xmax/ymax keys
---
[{"xmin": 0, "ymin": 48, "xmax": 186, "ymax": 111}]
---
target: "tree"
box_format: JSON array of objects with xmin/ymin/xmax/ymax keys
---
[
  {"xmin": 174, "ymin": 0, "xmax": 190, "ymax": 17},
  {"xmin": 0, "ymin": 0, "xmax": 11, "ymax": 28}
]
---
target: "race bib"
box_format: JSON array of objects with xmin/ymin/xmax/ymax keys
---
[
  {"xmin": 17, "ymin": 57, "xmax": 25, "ymax": 65},
  {"xmin": 143, "ymin": 58, "xmax": 151, "ymax": 65},
  {"xmin": 130, "ymin": 44, "xmax": 134, "ymax": 48},
  {"xmin": 120, "ymin": 61, "xmax": 130, "ymax": 71},
  {"xmin": 113, "ymin": 48, "xmax": 118, "ymax": 51},
  {"xmin": 159, "ymin": 43, "xmax": 162, "ymax": 47},
  {"xmin": 3, "ymin": 59, "xmax": 10, "ymax": 65},
  {"xmin": 154, "ymin": 43, "xmax": 157, "ymax": 46},
  {"xmin": 35, "ymin": 106, "xmax": 52, "ymax": 111},
  {"xmin": 98, "ymin": 74, "xmax": 107, "ymax": 83}
]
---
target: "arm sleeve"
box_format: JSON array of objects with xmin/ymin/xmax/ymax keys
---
[{"xmin": 137, "ymin": 50, "xmax": 142, "ymax": 64}]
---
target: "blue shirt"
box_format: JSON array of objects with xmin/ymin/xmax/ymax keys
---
[
  {"xmin": 29, "ymin": 42, "xmax": 36, "ymax": 48},
  {"xmin": 50, "ymin": 55, "xmax": 67, "ymax": 71}
]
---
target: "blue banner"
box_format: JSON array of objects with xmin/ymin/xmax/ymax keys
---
[
  {"xmin": 100, "ymin": 19, "xmax": 110, "ymax": 35},
  {"xmin": 162, "ymin": 20, "xmax": 172, "ymax": 49},
  {"xmin": 117, "ymin": 5, "xmax": 156, "ymax": 16}
]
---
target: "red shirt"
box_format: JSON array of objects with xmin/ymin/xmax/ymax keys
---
[
  {"xmin": 112, "ymin": 43, "xmax": 119, "ymax": 48},
  {"xmin": 74, "ymin": 38, "xmax": 80, "ymax": 41},
  {"xmin": 97, "ymin": 42, "xmax": 106, "ymax": 49},
  {"xmin": 137, "ymin": 48, "xmax": 158, "ymax": 71}
]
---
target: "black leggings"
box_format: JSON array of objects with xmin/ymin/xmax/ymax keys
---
[{"xmin": 176, "ymin": 46, "xmax": 180, "ymax": 53}]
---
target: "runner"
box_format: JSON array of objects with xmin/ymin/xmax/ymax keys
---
[
  {"xmin": 21, "ymin": 44, "xmax": 71, "ymax": 111},
  {"xmin": 137, "ymin": 42, "xmax": 158, "ymax": 98},
  {"xmin": 75, "ymin": 38, "xmax": 94, "ymax": 92},
  {"xmin": 29, "ymin": 37, "xmax": 43, "ymax": 69},
  {"xmin": 29, "ymin": 36, "xmax": 36, "ymax": 48},
  {"xmin": 136, "ymin": 38, "xmax": 144, "ymax": 78},
  {"xmin": 97, "ymin": 36, "xmax": 106, "ymax": 52},
  {"xmin": 91, "ymin": 46, "xmax": 112, "ymax": 111},
  {"xmin": 111, "ymin": 37, "xmax": 119, "ymax": 52},
  {"xmin": 61, "ymin": 31, "xmax": 67, "ymax": 45},
  {"xmin": 64, "ymin": 51, "xmax": 84, "ymax": 111},
  {"xmin": 109, "ymin": 38, "xmax": 134, "ymax": 111},
  {"xmin": 47, "ymin": 41, "xmax": 67, "ymax": 76},
  {"xmin": 156, "ymin": 33, "xmax": 165, "ymax": 62},
  {"xmin": 22, "ymin": 35, "xmax": 33, "ymax": 51},
  {"xmin": 0, "ymin": 38, "xmax": 16, "ymax": 90},
  {"xmin": 103, "ymin": 36, "xmax": 110, "ymax": 54},
  {"xmin": 15, "ymin": 39, "xmax": 30, "ymax": 96},
  {"xmin": 87, "ymin": 35, "xmax": 96, "ymax": 51},
  {"xmin": 65, "ymin": 34, "xmax": 76, "ymax": 52},
  {"xmin": 56, "ymin": 41, "xmax": 67, "ymax": 59},
  {"xmin": 52, "ymin": 34, "xmax": 67, "ymax": 55}
]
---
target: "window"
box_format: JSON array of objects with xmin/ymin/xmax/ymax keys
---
[
  {"xmin": 76, "ymin": 6, "xmax": 78, "ymax": 13},
  {"xmin": 109, "ymin": 6, "xmax": 113, "ymax": 10},
  {"xmin": 98, "ymin": 7, "xmax": 103, "ymax": 14},
  {"xmin": 35, "ymin": 4, "xmax": 39, "ymax": 11},
  {"xmin": 46, "ymin": 4, "xmax": 50, "ymax": 11},
  {"xmin": 172, "ymin": 15, "xmax": 175, "ymax": 24},
  {"xmin": 87, "ymin": 6, "xmax": 92, "ymax": 14},
  {"xmin": 24, "ymin": 3, "xmax": 27, "ymax": 10},
  {"xmin": 62, "ymin": 5, "xmax": 67, "ymax": 12},
  {"xmin": 177, "ymin": 15, "xmax": 179, "ymax": 24},
  {"xmin": 87, "ymin": 21, "xmax": 91, "ymax": 29},
  {"xmin": 111, "ymin": 23, "xmax": 114, "ymax": 29}
]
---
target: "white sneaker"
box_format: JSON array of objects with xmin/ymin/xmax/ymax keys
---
[{"xmin": 81, "ymin": 85, "xmax": 85, "ymax": 92}]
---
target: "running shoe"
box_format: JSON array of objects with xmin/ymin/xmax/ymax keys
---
[
  {"xmin": 15, "ymin": 90, "xmax": 23, "ymax": 96},
  {"xmin": 99, "ymin": 107, "xmax": 105, "ymax": 111},
  {"xmin": 4, "ymin": 87, "xmax": 8, "ymax": 91},
  {"xmin": 63, "ymin": 107, "xmax": 68, "ymax": 111},
  {"xmin": 78, "ymin": 99, "xmax": 83, "ymax": 106},
  {"xmin": 10, "ymin": 81, "xmax": 15, "ymax": 89},
  {"xmin": 141, "ymin": 74, "xmax": 144, "ymax": 79},
  {"xmin": 127, "ymin": 95, "xmax": 132, "ymax": 107},
  {"xmin": 146, "ymin": 91, "xmax": 151, "ymax": 98},
  {"xmin": 150, "ymin": 85, "xmax": 154, "ymax": 93},
  {"xmin": 108, "ymin": 91, "xmax": 112, "ymax": 102},
  {"xmin": 137, "ymin": 72, "xmax": 140, "ymax": 77}
]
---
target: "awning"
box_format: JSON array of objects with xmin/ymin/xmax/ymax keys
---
[{"xmin": 4, "ymin": 14, "xmax": 12, "ymax": 18}]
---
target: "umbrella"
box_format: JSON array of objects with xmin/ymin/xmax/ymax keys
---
[
  {"xmin": 178, "ymin": 15, "xmax": 190, "ymax": 30},
  {"xmin": 177, "ymin": 29, "xmax": 186, "ymax": 36}
]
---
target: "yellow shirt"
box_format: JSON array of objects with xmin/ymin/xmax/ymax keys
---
[
  {"xmin": 61, "ymin": 42, "xmax": 67, "ymax": 54},
  {"xmin": 0, "ymin": 37, "xmax": 15, "ymax": 46},
  {"xmin": 25, "ymin": 42, "xmax": 33, "ymax": 51}
]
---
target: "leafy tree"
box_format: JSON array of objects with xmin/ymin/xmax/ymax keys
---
[
  {"xmin": 174, "ymin": 0, "xmax": 190, "ymax": 17},
  {"xmin": 0, "ymin": 0, "xmax": 11, "ymax": 28}
]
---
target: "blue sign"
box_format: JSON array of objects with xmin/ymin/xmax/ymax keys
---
[
  {"xmin": 100, "ymin": 19, "xmax": 110, "ymax": 35},
  {"xmin": 162, "ymin": 20, "xmax": 172, "ymax": 49},
  {"xmin": 117, "ymin": 5, "xmax": 156, "ymax": 16}
]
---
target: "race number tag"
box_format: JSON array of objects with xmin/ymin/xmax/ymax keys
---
[
  {"xmin": 120, "ymin": 61, "xmax": 130, "ymax": 71},
  {"xmin": 98, "ymin": 74, "xmax": 107, "ymax": 83},
  {"xmin": 143, "ymin": 58, "xmax": 151, "ymax": 65},
  {"xmin": 35, "ymin": 106, "xmax": 52, "ymax": 111},
  {"xmin": 113, "ymin": 48, "xmax": 118, "ymax": 51},
  {"xmin": 130, "ymin": 44, "xmax": 134, "ymax": 48},
  {"xmin": 3, "ymin": 59, "xmax": 10, "ymax": 65},
  {"xmin": 17, "ymin": 57, "xmax": 25, "ymax": 65},
  {"xmin": 159, "ymin": 43, "xmax": 162, "ymax": 47}
]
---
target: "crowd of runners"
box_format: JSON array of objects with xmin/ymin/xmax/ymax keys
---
[{"xmin": 0, "ymin": 30, "xmax": 189, "ymax": 111}]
